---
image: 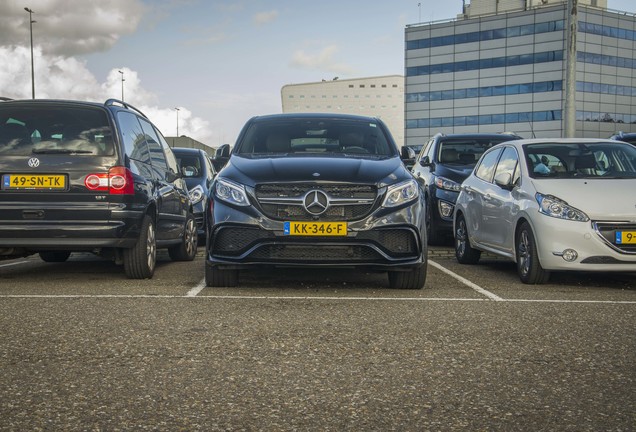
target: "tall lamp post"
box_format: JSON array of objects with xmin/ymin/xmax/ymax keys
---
[
  {"xmin": 24, "ymin": 7, "xmax": 36, "ymax": 99},
  {"xmin": 118, "ymin": 70, "xmax": 125, "ymax": 101},
  {"xmin": 174, "ymin": 107, "xmax": 180, "ymax": 137}
]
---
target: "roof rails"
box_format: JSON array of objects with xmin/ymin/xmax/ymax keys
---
[{"xmin": 105, "ymin": 98, "xmax": 148, "ymax": 119}]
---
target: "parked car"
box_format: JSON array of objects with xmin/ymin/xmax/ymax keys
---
[
  {"xmin": 172, "ymin": 147, "xmax": 216, "ymax": 238},
  {"xmin": 453, "ymin": 138, "xmax": 636, "ymax": 284},
  {"xmin": 412, "ymin": 132, "xmax": 521, "ymax": 244},
  {"xmin": 609, "ymin": 131, "xmax": 636, "ymax": 146},
  {"xmin": 0, "ymin": 98, "xmax": 197, "ymax": 278},
  {"xmin": 205, "ymin": 113, "xmax": 428, "ymax": 289}
]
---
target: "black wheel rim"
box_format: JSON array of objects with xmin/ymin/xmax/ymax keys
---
[{"xmin": 456, "ymin": 219, "xmax": 467, "ymax": 257}]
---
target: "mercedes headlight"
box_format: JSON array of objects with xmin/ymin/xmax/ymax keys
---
[
  {"xmin": 215, "ymin": 178, "xmax": 250, "ymax": 206},
  {"xmin": 383, "ymin": 179, "xmax": 419, "ymax": 207}
]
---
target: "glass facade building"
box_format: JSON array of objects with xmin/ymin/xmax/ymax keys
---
[{"xmin": 404, "ymin": 4, "xmax": 636, "ymax": 145}]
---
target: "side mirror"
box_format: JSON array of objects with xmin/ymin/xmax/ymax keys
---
[
  {"xmin": 401, "ymin": 146, "xmax": 415, "ymax": 160},
  {"xmin": 166, "ymin": 170, "xmax": 181, "ymax": 183},
  {"xmin": 419, "ymin": 156, "xmax": 432, "ymax": 167},
  {"xmin": 494, "ymin": 172, "xmax": 513, "ymax": 190},
  {"xmin": 212, "ymin": 144, "xmax": 231, "ymax": 171}
]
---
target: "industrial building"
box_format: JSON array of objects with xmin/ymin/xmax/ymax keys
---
[
  {"xmin": 281, "ymin": 75, "xmax": 405, "ymax": 147},
  {"xmin": 405, "ymin": 0, "xmax": 636, "ymax": 145},
  {"xmin": 166, "ymin": 135, "xmax": 216, "ymax": 157}
]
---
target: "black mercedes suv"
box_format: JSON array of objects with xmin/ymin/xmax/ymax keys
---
[
  {"xmin": 0, "ymin": 98, "xmax": 197, "ymax": 278},
  {"xmin": 205, "ymin": 113, "xmax": 428, "ymax": 289}
]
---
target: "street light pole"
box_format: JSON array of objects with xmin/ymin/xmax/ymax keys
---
[
  {"xmin": 118, "ymin": 70, "xmax": 125, "ymax": 101},
  {"xmin": 174, "ymin": 107, "xmax": 180, "ymax": 137},
  {"xmin": 24, "ymin": 7, "xmax": 36, "ymax": 99}
]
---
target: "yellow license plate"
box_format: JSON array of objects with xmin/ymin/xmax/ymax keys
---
[
  {"xmin": 284, "ymin": 221, "xmax": 347, "ymax": 236},
  {"xmin": 616, "ymin": 231, "xmax": 636, "ymax": 244},
  {"xmin": 3, "ymin": 174, "xmax": 66, "ymax": 190}
]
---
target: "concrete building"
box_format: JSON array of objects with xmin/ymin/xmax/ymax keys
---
[
  {"xmin": 405, "ymin": 0, "xmax": 636, "ymax": 146},
  {"xmin": 166, "ymin": 135, "xmax": 216, "ymax": 157},
  {"xmin": 281, "ymin": 75, "xmax": 405, "ymax": 147}
]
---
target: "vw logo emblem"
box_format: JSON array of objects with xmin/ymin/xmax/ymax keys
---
[
  {"xmin": 303, "ymin": 190, "xmax": 329, "ymax": 215},
  {"xmin": 27, "ymin": 157, "xmax": 40, "ymax": 168}
]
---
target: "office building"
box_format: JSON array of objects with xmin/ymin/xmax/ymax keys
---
[
  {"xmin": 405, "ymin": 0, "xmax": 636, "ymax": 145},
  {"xmin": 281, "ymin": 75, "xmax": 405, "ymax": 147}
]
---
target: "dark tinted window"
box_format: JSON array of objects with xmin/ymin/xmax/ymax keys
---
[
  {"xmin": 236, "ymin": 118, "xmax": 395, "ymax": 157},
  {"xmin": 0, "ymin": 105, "xmax": 113, "ymax": 156},
  {"xmin": 176, "ymin": 151, "xmax": 204, "ymax": 178},
  {"xmin": 437, "ymin": 137, "xmax": 512, "ymax": 165},
  {"xmin": 118, "ymin": 111, "xmax": 151, "ymax": 164},
  {"xmin": 138, "ymin": 117, "xmax": 168, "ymax": 181}
]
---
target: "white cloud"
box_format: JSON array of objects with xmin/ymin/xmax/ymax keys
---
[
  {"xmin": 290, "ymin": 44, "xmax": 355, "ymax": 75},
  {"xmin": 0, "ymin": 0, "xmax": 144, "ymax": 56},
  {"xmin": 0, "ymin": 1, "xmax": 213, "ymax": 143},
  {"xmin": 253, "ymin": 10, "xmax": 279, "ymax": 25},
  {"xmin": 0, "ymin": 46, "xmax": 212, "ymax": 143}
]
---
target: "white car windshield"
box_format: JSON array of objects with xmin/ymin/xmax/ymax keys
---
[{"xmin": 524, "ymin": 142, "xmax": 636, "ymax": 179}]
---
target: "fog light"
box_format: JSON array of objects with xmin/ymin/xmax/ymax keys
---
[
  {"xmin": 561, "ymin": 249, "xmax": 578, "ymax": 262},
  {"xmin": 438, "ymin": 201, "xmax": 454, "ymax": 218}
]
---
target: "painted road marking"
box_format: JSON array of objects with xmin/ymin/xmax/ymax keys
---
[
  {"xmin": 428, "ymin": 259, "xmax": 504, "ymax": 301},
  {"xmin": 0, "ymin": 261, "xmax": 30, "ymax": 269},
  {"xmin": 0, "ymin": 294, "xmax": 634, "ymax": 304}
]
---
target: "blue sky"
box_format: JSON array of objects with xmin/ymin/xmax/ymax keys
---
[{"xmin": 1, "ymin": 0, "xmax": 634, "ymax": 147}]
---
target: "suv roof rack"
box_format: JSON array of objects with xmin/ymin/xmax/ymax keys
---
[{"xmin": 105, "ymin": 98, "xmax": 148, "ymax": 119}]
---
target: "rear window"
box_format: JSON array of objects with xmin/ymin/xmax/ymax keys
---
[
  {"xmin": 0, "ymin": 105, "xmax": 114, "ymax": 156},
  {"xmin": 175, "ymin": 152, "xmax": 204, "ymax": 178},
  {"xmin": 235, "ymin": 118, "xmax": 395, "ymax": 157},
  {"xmin": 437, "ymin": 137, "xmax": 513, "ymax": 165}
]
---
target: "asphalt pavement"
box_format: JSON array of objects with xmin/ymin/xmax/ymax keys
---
[{"xmin": 0, "ymin": 247, "xmax": 634, "ymax": 431}]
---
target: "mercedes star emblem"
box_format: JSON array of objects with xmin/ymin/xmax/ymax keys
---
[{"xmin": 303, "ymin": 190, "xmax": 329, "ymax": 215}]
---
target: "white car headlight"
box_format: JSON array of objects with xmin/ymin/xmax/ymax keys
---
[
  {"xmin": 383, "ymin": 179, "xmax": 419, "ymax": 208},
  {"xmin": 215, "ymin": 178, "xmax": 250, "ymax": 206},
  {"xmin": 188, "ymin": 184, "xmax": 205, "ymax": 204},
  {"xmin": 536, "ymin": 193, "xmax": 589, "ymax": 222},
  {"xmin": 434, "ymin": 176, "xmax": 461, "ymax": 192}
]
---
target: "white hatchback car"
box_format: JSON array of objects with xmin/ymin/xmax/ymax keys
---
[{"xmin": 453, "ymin": 138, "xmax": 636, "ymax": 284}]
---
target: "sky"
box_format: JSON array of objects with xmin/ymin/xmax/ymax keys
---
[{"xmin": 1, "ymin": 0, "xmax": 634, "ymax": 148}]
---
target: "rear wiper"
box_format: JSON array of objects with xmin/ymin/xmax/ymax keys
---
[{"xmin": 32, "ymin": 148, "xmax": 94, "ymax": 154}]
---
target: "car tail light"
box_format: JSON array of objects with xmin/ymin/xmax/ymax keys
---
[{"xmin": 84, "ymin": 166, "xmax": 134, "ymax": 195}]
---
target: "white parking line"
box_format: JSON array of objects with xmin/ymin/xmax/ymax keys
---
[
  {"xmin": 428, "ymin": 259, "xmax": 505, "ymax": 301},
  {"xmin": 0, "ymin": 260, "xmax": 30, "ymax": 268},
  {"xmin": 0, "ymin": 294, "xmax": 634, "ymax": 304},
  {"xmin": 186, "ymin": 279, "xmax": 206, "ymax": 297}
]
